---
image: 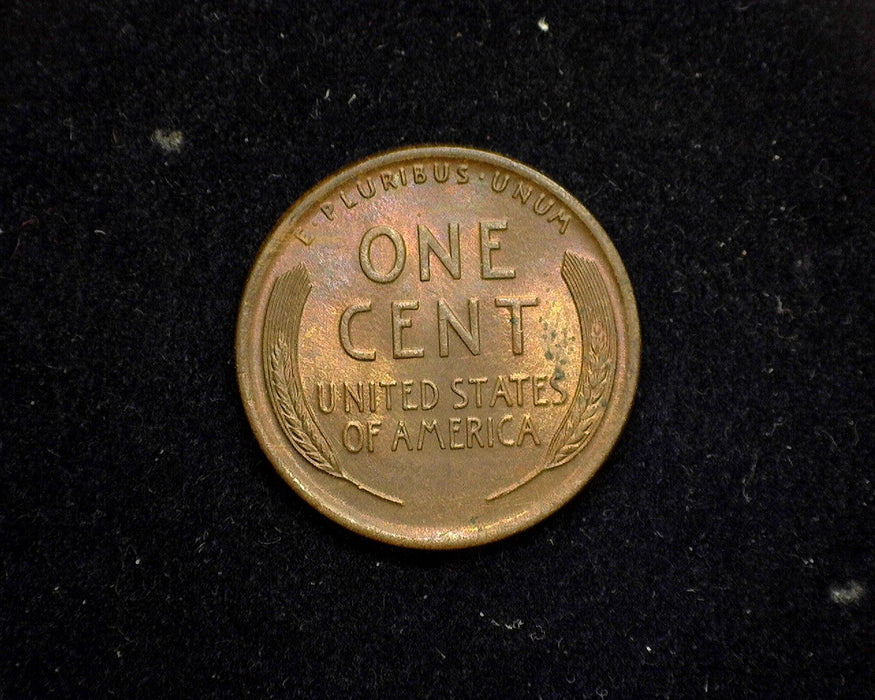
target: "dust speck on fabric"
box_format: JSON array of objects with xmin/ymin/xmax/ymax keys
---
[
  {"xmin": 829, "ymin": 580, "xmax": 865, "ymax": 605},
  {"xmin": 151, "ymin": 128, "xmax": 184, "ymax": 153}
]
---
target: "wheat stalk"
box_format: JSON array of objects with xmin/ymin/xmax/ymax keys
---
[
  {"xmin": 546, "ymin": 321, "xmax": 611, "ymax": 469},
  {"xmin": 263, "ymin": 266, "xmax": 403, "ymax": 506},
  {"xmin": 487, "ymin": 253, "xmax": 616, "ymax": 502},
  {"xmin": 270, "ymin": 335, "xmax": 339, "ymax": 475}
]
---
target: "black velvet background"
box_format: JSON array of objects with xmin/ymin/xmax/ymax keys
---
[{"xmin": 2, "ymin": 1, "xmax": 873, "ymax": 696}]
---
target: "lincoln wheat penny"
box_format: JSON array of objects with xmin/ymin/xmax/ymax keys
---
[{"xmin": 236, "ymin": 146, "xmax": 640, "ymax": 548}]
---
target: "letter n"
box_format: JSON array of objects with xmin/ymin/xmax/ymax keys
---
[{"xmin": 437, "ymin": 298, "xmax": 480, "ymax": 357}]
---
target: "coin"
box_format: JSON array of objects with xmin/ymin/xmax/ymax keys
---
[{"xmin": 236, "ymin": 146, "xmax": 640, "ymax": 548}]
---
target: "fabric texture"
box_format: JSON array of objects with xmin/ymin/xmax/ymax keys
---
[{"xmin": 2, "ymin": 1, "xmax": 872, "ymax": 696}]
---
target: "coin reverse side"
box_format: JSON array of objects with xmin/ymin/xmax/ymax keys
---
[{"xmin": 236, "ymin": 146, "xmax": 640, "ymax": 549}]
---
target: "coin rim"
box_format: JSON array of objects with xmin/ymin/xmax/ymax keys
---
[{"xmin": 236, "ymin": 144, "xmax": 641, "ymax": 549}]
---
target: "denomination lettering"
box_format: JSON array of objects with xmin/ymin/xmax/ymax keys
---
[
  {"xmin": 494, "ymin": 296, "xmax": 539, "ymax": 355},
  {"xmin": 418, "ymin": 223, "xmax": 461, "ymax": 281},
  {"xmin": 360, "ymin": 226, "xmax": 406, "ymax": 283},
  {"xmin": 392, "ymin": 300, "xmax": 424, "ymax": 359},
  {"xmin": 341, "ymin": 220, "xmax": 539, "ymax": 358},
  {"xmin": 339, "ymin": 301, "xmax": 376, "ymax": 361},
  {"xmin": 479, "ymin": 220, "xmax": 515, "ymax": 280}
]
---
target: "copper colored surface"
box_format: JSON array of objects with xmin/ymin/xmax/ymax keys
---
[{"xmin": 236, "ymin": 146, "xmax": 640, "ymax": 548}]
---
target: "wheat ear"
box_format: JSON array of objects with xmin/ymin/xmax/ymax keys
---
[
  {"xmin": 487, "ymin": 253, "xmax": 616, "ymax": 501},
  {"xmin": 263, "ymin": 265, "xmax": 402, "ymax": 505}
]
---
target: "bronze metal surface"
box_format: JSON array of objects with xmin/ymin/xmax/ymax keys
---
[{"xmin": 236, "ymin": 146, "xmax": 640, "ymax": 548}]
